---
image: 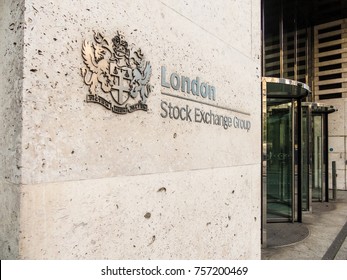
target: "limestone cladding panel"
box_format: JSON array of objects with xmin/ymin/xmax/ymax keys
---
[
  {"xmin": 329, "ymin": 136, "xmax": 344, "ymax": 153},
  {"xmin": 0, "ymin": 0, "xmax": 24, "ymax": 259},
  {"xmin": 17, "ymin": 0, "xmax": 261, "ymax": 259},
  {"xmin": 323, "ymin": 99, "xmax": 346, "ymax": 137},
  {"xmin": 0, "ymin": 182, "xmax": 20, "ymax": 259},
  {"xmin": 328, "ymin": 142, "xmax": 346, "ymax": 190},
  {"xmin": 19, "ymin": 165, "xmax": 261, "ymax": 259},
  {"xmin": 21, "ymin": 0, "xmax": 261, "ymax": 184},
  {"xmin": 327, "ymin": 168, "xmax": 345, "ymax": 191},
  {"xmin": 0, "ymin": 0, "xmax": 24, "ymax": 183},
  {"xmin": 321, "ymin": 98, "xmax": 347, "ymax": 190},
  {"xmin": 328, "ymin": 135, "xmax": 345, "ymax": 187},
  {"xmin": 160, "ymin": 0, "xmax": 260, "ymax": 60}
]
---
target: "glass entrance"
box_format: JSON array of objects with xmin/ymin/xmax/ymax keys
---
[
  {"xmin": 262, "ymin": 77, "xmax": 311, "ymax": 246},
  {"xmin": 266, "ymin": 100, "xmax": 294, "ymax": 220}
]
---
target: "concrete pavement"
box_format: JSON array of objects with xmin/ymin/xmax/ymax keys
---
[{"xmin": 262, "ymin": 190, "xmax": 347, "ymax": 260}]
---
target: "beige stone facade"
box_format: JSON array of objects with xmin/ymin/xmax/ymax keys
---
[
  {"xmin": 322, "ymin": 98, "xmax": 347, "ymax": 190},
  {"xmin": 0, "ymin": 0, "xmax": 261, "ymax": 259}
]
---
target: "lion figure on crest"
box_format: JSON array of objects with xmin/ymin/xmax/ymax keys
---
[{"xmin": 81, "ymin": 32, "xmax": 114, "ymax": 95}]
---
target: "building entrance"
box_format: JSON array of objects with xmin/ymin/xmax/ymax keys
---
[
  {"xmin": 262, "ymin": 78, "xmax": 337, "ymax": 246},
  {"xmin": 261, "ymin": 0, "xmax": 343, "ymax": 248},
  {"xmin": 262, "ymin": 77, "xmax": 310, "ymax": 245}
]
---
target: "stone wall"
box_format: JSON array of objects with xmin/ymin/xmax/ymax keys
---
[
  {"xmin": 0, "ymin": 0, "xmax": 24, "ymax": 259},
  {"xmin": 324, "ymin": 99, "xmax": 347, "ymax": 190},
  {"xmin": 2, "ymin": 0, "xmax": 261, "ymax": 259}
]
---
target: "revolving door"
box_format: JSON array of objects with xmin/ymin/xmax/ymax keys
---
[
  {"xmin": 262, "ymin": 78, "xmax": 310, "ymax": 223},
  {"xmin": 262, "ymin": 77, "xmax": 310, "ymax": 245},
  {"xmin": 262, "ymin": 78, "xmax": 336, "ymax": 246}
]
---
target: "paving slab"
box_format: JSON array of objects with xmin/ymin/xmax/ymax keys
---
[{"xmin": 262, "ymin": 190, "xmax": 347, "ymax": 260}]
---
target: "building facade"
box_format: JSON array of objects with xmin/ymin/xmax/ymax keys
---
[
  {"xmin": 0, "ymin": 0, "xmax": 261, "ymax": 259},
  {"xmin": 263, "ymin": 0, "xmax": 347, "ymax": 193},
  {"xmin": 261, "ymin": 0, "xmax": 347, "ymax": 245}
]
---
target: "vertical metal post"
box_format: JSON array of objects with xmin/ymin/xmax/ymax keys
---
[
  {"xmin": 294, "ymin": 0, "xmax": 298, "ymax": 81},
  {"xmin": 292, "ymin": 99, "xmax": 296, "ymax": 223},
  {"xmin": 297, "ymin": 96, "xmax": 302, "ymax": 222},
  {"xmin": 321, "ymin": 117, "xmax": 324, "ymax": 202},
  {"xmin": 309, "ymin": 4, "xmax": 315, "ymax": 94},
  {"xmin": 305, "ymin": 27, "xmax": 310, "ymax": 86},
  {"xmin": 324, "ymin": 114, "xmax": 329, "ymax": 202},
  {"xmin": 332, "ymin": 161, "xmax": 337, "ymax": 200},
  {"xmin": 261, "ymin": 0, "xmax": 265, "ymax": 77},
  {"xmin": 280, "ymin": 0, "xmax": 284, "ymax": 78},
  {"xmin": 261, "ymin": 78, "xmax": 268, "ymax": 248}
]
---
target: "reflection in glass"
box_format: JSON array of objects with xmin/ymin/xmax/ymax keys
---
[
  {"xmin": 266, "ymin": 101, "xmax": 293, "ymax": 219},
  {"xmin": 301, "ymin": 106, "xmax": 310, "ymax": 211},
  {"xmin": 312, "ymin": 115, "xmax": 323, "ymax": 201}
]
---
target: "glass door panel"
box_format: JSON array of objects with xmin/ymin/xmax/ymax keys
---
[
  {"xmin": 312, "ymin": 115, "xmax": 323, "ymax": 201},
  {"xmin": 301, "ymin": 106, "xmax": 310, "ymax": 211},
  {"xmin": 266, "ymin": 100, "xmax": 293, "ymax": 220}
]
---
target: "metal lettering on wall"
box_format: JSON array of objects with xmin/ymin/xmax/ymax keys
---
[
  {"xmin": 160, "ymin": 66, "xmax": 252, "ymax": 132},
  {"xmin": 81, "ymin": 31, "xmax": 152, "ymax": 114}
]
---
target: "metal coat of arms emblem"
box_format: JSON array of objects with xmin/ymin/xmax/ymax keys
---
[{"xmin": 81, "ymin": 31, "xmax": 152, "ymax": 114}]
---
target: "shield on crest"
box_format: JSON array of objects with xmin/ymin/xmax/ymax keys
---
[{"xmin": 109, "ymin": 64, "xmax": 133, "ymax": 106}]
